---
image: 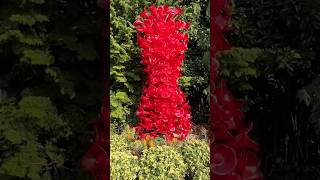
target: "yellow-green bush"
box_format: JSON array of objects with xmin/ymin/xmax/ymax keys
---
[
  {"xmin": 178, "ymin": 139, "xmax": 210, "ymax": 180},
  {"xmin": 110, "ymin": 127, "xmax": 210, "ymax": 180},
  {"xmin": 138, "ymin": 146, "xmax": 187, "ymax": 180},
  {"xmin": 110, "ymin": 125, "xmax": 133, "ymax": 151},
  {"xmin": 110, "ymin": 151, "xmax": 140, "ymax": 180},
  {"xmin": 110, "ymin": 133, "xmax": 128, "ymax": 152}
]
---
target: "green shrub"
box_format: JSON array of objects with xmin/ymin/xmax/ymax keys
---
[
  {"xmin": 138, "ymin": 146, "xmax": 186, "ymax": 180},
  {"xmin": 110, "ymin": 127, "xmax": 210, "ymax": 179},
  {"xmin": 110, "ymin": 132, "xmax": 129, "ymax": 152},
  {"xmin": 179, "ymin": 139, "xmax": 210, "ymax": 180},
  {"xmin": 110, "ymin": 151, "xmax": 140, "ymax": 180},
  {"xmin": 110, "ymin": 125, "xmax": 134, "ymax": 151},
  {"xmin": 110, "ymin": 125, "xmax": 148, "ymax": 156}
]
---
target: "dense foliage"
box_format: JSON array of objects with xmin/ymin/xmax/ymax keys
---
[
  {"xmin": 179, "ymin": 139, "xmax": 210, "ymax": 179},
  {"xmin": 110, "ymin": 126, "xmax": 209, "ymax": 180},
  {"xmin": 222, "ymin": 0, "xmax": 320, "ymax": 179},
  {"xmin": 0, "ymin": 1, "xmax": 103, "ymax": 179}
]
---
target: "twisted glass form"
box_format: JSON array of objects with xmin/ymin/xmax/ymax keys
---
[{"xmin": 134, "ymin": 4, "xmax": 192, "ymax": 141}]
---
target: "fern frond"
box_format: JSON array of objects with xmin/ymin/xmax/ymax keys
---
[
  {"xmin": 221, "ymin": 47, "xmax": 263, "ymax": 90},
  {"xmin": 21, "ymin": 49, "xmax": 54, "ymax": 65},
  {"xmin": 0, "ymin": 143, "xmax": 45, "ymax": 180},
  {"xmin": 0, "ymin": 30, "xmax": 44, "ymax": 45},
  {"xmin": 298, "ymin": 76, "xmax": 320, "ymax": 106},
  {"xmin": 298, "ymin": 76, "xmax": 320, "ymax": 135},
  {"xmin": 9, "ymin": 14, "xmax": 49, "ymax": 26},
  {"xmin": 28, "ymin": 0, "xmax": 45, "ymax": 4},
  {"xmin": 45, "ymin": 67, "xmax": 76, "ymax": 99},
  {"xmin": 310, "ymin": 103, "xmax": 320, "ymax": 135},
  {"xmin": 48, "ymin": 33, "xmax": 98, "ymax": 61}
]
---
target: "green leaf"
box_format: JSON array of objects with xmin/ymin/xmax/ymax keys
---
[
  {"xmin": 21, "ymin": 49, "xmax": 54, "ymax": 65},
  {"xmin": 114, "ymin": 91, "xmax": 131, "ymax": 103},
  {"xmin": 28, "ymin": 0, "xmax": 45, "ymax": 4},
  {"xmin": 45, "ymin": 142, "xmax": 64, "ymax": 167},
  {"xmin": 45, "ymin": 67, "xmax": 76, "ymax": 99},
  {"xmin": 3, "ymin": 129, "xmax": 23, "ymax": 144},
  {"xmin": 18, "ymin": 96, "xmax": 61, "ymax": 128},
  {"xmin": 0, "ymin": 30, "xmax": 43, "ymax": 45},
  {"xmin": 9, "ymin": 14, "xmax": 49, "ymax": 26},
  {"xmin": 0, "ymin": 143, "xmax": 46, "ymax": 180}
]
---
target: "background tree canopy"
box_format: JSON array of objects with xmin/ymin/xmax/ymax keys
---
[
  {"xmin": 223, "ymin": 0, "xmax": 320, "ymax": 179},
  {"xmin": 0, "ymin": 0, "xmax": 103, "ymax": 179}
]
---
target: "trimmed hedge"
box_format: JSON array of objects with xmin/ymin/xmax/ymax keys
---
[
  {"xmin": 179, "ymin": 139, "xmax": 210, "ymax": 180},
  {"xmin": 138, "ymin": 146, "xmax": 186, "ymax": 180},
  {"xmin": 110, "ymin": 126, "xmax": 209, "ymax": 180},
  {"xmin": 110, "ymin": 151, "xmax": 140, "ymax": 180}
]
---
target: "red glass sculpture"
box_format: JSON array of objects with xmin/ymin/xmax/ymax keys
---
[
  {"xmin": 210, "ymin": 0, "xmax": 263, "ymax": 179},
  {"xmin": 133, "ymin": 4, "xmax": 192, "ymax": 141}
]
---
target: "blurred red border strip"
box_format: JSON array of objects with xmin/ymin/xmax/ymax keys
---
[
  {"xmin": 210, "ymin": 0, "xmax": 263, "ymax": 180},
  {"xmin": 81, "ymin": 0, "xmax": 110, "ymax": 180}
]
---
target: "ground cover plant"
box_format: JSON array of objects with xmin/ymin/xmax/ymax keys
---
[{"xmin": 110, "ymin": 126, "xmax": 209, "ymax": 180}]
